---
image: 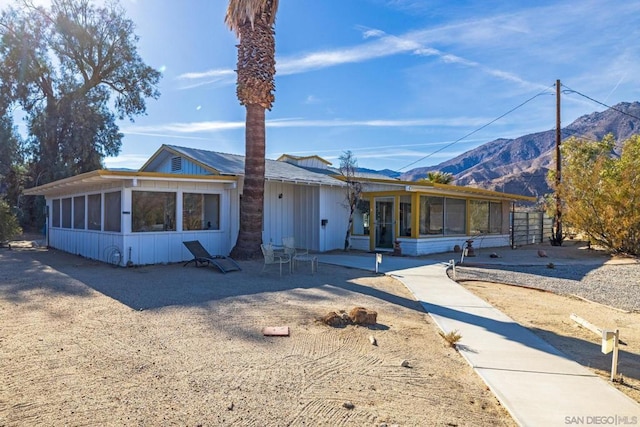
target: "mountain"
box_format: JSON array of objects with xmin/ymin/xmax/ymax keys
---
[{"xmin": 400, "ymin": 101, "xmax": 640, "ymax": 198}]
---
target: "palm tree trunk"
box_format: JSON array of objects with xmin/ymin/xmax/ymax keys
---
[{"xmin": 230, "ymin": 104, "xmax": 266, "ymax": 259}]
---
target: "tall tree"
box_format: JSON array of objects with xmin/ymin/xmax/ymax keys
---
[
  {"xmin": 338, "ymin": 150, "xmax": 362, "ymax": 251},
  {"xmin": 225, "ymin": 0, "xmax": 278, "ymax": 260},
  {"xmin": 0, "ymin": 0, "xmax": 161, "ymax": 183},
  {"xmin": 0, "ymin": 113, "xmax": 25, "ymax": 211}
]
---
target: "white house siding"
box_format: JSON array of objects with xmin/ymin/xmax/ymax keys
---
[
  {"xmin": 156, "ymin": 155, "xmax": 210, "ymax": 175},
  {"xmin": 45, "ymin": 178, "xmax": 236, "ymax": 266},
  {"xmin": 262, "ymin": 181, "xmax": 296, "ymax": 246},
  {"xmin": 292, "ymin": 185, "xmax": 319, "ymax": 251},
  {"xmin": 350, "ymin": 235, "xmax": 370, "ymax": 252},
  {"xmin": 397, "ymin": 235, "xmax": 510, "ymax": 256},
  {"xmin": 318, "ymin": 186, "xmax": 350, "ymax": 252}
]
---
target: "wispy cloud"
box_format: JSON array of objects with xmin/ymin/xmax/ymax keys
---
[
  {"xmin": 123, "ymin": 116, "xmax": 499, "ymax": 136},
  {"xmin": 176, "ymin": 16, "xmax": 538, "ymax": 90}
]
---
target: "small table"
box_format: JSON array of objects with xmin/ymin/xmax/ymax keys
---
[{"xmin": 293, "ymin": 254, "xmax": 318, "ymax": 274}]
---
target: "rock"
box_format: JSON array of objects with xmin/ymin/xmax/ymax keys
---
[
  {"xmin": 401, "ymin": 359, "xmax": 411, "ymax": 368},
  {"xmin": 349, "ymin": 307, "xmax": 377, "ymax": 326},
  {"xmin": 321, "ymin": 311, "xmax": 347, "ymax": 327},
  {"xmin": 342, "ymin": 401, "xmax": 355, "ymax": 410},
  {"xmin": 369, "ymin": 335, "xmax": 377, "ymax": 346},
  {"xmin": 537, "ymin": 250, "xmax": 548, "ymax": 257},
  {"xmin": 489, "ymin": 252, "xmax": 500, "ymax": 258}
]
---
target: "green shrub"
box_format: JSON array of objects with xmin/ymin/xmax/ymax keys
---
[{"xmin": 0, "ymin": 199, "xmax": 22, "ymax": 243}]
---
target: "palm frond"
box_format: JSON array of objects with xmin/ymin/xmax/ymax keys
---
[{"xmin": 225, "ymin": 0, "xmax": 279, "ymax": 36}]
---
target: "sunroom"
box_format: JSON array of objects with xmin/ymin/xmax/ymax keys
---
[
  {"xmin": 26, "ymin": 170, "xmax": 239, "ymax": 265},
  {"xmin": 348, "ymin": 182, "xmax": 534, "ymax": 256}
]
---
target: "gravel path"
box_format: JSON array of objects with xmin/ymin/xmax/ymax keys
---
[{"xmin": 450, "ymin": 263, "xmax": 640, "ymax": 312}]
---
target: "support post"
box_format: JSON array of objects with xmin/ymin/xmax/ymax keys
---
[
  {"xmin": 611, "ymin": 329, "xmax": 620, "ymax": 381},
  {"xmin": 553, "ymin": 79, "xmax": 563, "ymax": 245}
]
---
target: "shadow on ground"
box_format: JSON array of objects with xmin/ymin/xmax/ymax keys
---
[{"xmin": 0, "ymin": 247, "xmax": 425, "ymax": 313}]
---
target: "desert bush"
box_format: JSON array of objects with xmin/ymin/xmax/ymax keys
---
[{"xmin": 439, "ymin": 329, "xmax": 462, "ymax": 348}]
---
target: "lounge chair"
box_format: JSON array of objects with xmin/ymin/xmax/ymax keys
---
[
  {"xmin": 260, "ymin": 243, "xmax": 291, "ymax": 276},
  {"xmin": 183, "ymin": 240, "xmax": 241, "ymax": 274}
]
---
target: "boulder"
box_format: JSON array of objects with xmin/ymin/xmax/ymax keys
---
[
  {"xmin": 349, "ymin": 307, "xmax": 377, "ymax": 326},
  {"xmin": 321, "ymin": 311, "xmax": 347, "ymax": 327}
]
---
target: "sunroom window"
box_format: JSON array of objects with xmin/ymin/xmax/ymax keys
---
[
  {"xmin": 183, "ymin": 193, "xmax": 220, "ymax": 230},
  {"xmin": 132, "ymin": 191, "xmax": 176, "ymax": 232}
]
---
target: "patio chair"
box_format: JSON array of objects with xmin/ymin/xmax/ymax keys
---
[
  {"xmin": 282, "ymin": 237, "xmax": 308, "ymax": 257},
  {"xmin": 282, "ymin": 237, "xmax": 317, "ymax": 274},
  {"xmin": 261, "ymin": 243, "xmax": 291, "ymax": 276},
  {"xmin": 183, "ymin": 240, "xmax": 241, "ymax": 274}
]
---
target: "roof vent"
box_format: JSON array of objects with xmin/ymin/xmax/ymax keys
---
[{"xmin": 171, "ymin": 156, "xmax": 182, "ymax": 172}]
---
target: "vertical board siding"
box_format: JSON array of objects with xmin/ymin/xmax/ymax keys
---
[
  {"xmin": 263, "ymin": 181, "xmax": 295, "ymax": 246},
  {"xmin": 293, "ymin": 185, "xmax": 319, "ymax": 251},
  {"xmin": 319, "ymin": 187, "xmax": 350, "ymax": 252},
  {"xmin": 157, "ymin": 156, "xmax": 211, "ymax": 175}
]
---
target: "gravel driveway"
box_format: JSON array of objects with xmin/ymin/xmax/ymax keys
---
[{"xmin": 451, "ymin": 261, "xmax": 640, "ymax": 312}]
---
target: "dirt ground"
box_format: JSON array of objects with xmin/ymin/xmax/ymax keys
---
[
  {"xmin": 0, "ymin": 240, "xmax": 515, "ymax": 427},
  {"xmin": 460, "ymin": 280, "xmax": 640, "ymax": 404}
]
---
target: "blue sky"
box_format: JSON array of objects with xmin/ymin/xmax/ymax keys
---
[{"xmin": 9, "ymin": 0, "xmax": 640, "ymax": 172}]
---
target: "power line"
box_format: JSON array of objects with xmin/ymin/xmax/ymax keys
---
[
  {"xmin": 561, "ymin": 84, "xmax": 640, "ymax": 121},
  {"xmin": 396, "ymin": 84, "xmax": 556, "ymax": 171}
]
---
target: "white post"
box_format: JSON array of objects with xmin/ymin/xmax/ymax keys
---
[
  {"xmin": 611, "ymin": 329, "xmax": 620, "ymax": 381},
  {"xmin": 449, "ymin": 259, "xmax": 456, "ymax": 279},
  {"xmin": 375, "ymin": 253, "xmax": 382, "ymax": 273}
]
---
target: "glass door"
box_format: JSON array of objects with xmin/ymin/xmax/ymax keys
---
[{"xmin": 374, "ymin": 197, "xmax": 395, "ymax": 249}]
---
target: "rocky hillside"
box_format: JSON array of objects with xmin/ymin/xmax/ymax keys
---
[{"xmin": 400, "ymin": 101, "xmax": 640, "ymax": 197}]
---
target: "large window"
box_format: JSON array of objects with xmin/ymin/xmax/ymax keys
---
[
  {"xmin": 352, "ymin": 199, "xmax": 370, "ymax": 235},
  {"xmin": 104, "ymin": 191, "xmax": 122, "ymax": 232},
  {"xmin": 132, "ymin": 191, "xmax": 175, "ymax": 232},
  {"xmin": 88, "ymin": 194, "xmax": 101, "ymax": 230},
  {"xmin": 444, "ymin": 198, "xmax": 466, "ymax": 235},
  {"xmin": 419, "ymin": 196, "xmax": 443, "ymax": 235},
  {"xmin": 73, "ymin": 196, "xmax": 85, "ymax": 229},
  {"xmin": 470, "ymin": 200, "xmax": 503, "ymax": 234},
  {"xmin": 183, "ymin": 193, "xmax": 220, "ymax": 230},
  {"xmin": 52, "ymin": 199, "xmax": 60, "ymax": 228},
  {"xmin": 469, "ymin": 200, "xmax": 489, "ymax": 234},
  {"xmin": 419, "ymin": 196, "xmax": 466, "ymax": 236},
  {"xmin": 489, "ymin": 202, "xmax": 503, "ymax": 234},
  {"xmin": 399, "ymin": 196, "xmax": 412, "ymax": 236},
  {"xmin": 61, "ymin": 198, "xmax": 72, "ymax": 229}
]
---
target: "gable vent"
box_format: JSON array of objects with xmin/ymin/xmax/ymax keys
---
[{"xmin": 171, "ymin": 156, "xmax": 182, "ymax": 172}]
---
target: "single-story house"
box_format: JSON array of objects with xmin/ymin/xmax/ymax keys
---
[{"xmin": 24, "ymin": 144, "xmax": 535, "ymax": 265}]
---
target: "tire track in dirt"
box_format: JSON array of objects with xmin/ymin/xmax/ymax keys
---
[{"xmin": 289, "ymin": 399, "xmax": 378, "ymax": 426}]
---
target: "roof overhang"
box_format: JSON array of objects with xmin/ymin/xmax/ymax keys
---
[
  {"xmin": 344, "ymin": 175, "xmax": 536, "ymax": 202},
  {"xmin": 23, "ymin": 170, "xmax": 239, "ymax": 197}
]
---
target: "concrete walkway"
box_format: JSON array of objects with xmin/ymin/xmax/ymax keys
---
[{"xmin": 317, "ymin": 253, "xmax": 640, "ymax": 427}]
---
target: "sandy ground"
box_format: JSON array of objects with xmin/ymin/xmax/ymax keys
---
[{"xmin": 0, "ymin": 240, "xmax": 514, "ymax": 427}]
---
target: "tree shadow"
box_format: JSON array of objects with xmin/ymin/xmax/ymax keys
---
[
  {"xmin": 0, "ymin": 248, "xmax": 426, "ymax": 314},
  {"xmin": 530, "ymin": 326, "xmax": 640, "ymax": 383}
]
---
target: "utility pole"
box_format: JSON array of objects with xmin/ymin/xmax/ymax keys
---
[{"xmin": 553, "ymin": 79, "xmax": 563, "ymax": 245}]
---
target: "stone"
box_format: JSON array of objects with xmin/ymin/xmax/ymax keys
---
[
  {"xmin": 349, "ymin": 307, "xmax": 377, "ymax": 326},
  {"xmin": 537, "ymin": 249, "xmax": 548, "ymax": 257},
  {"xmin": 343, "ymin": 401, "xmax": 355, "ymax": 410},
  {"xmin": 321, "ymin": 311, "xmax": 346, "ymax": 327}
]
